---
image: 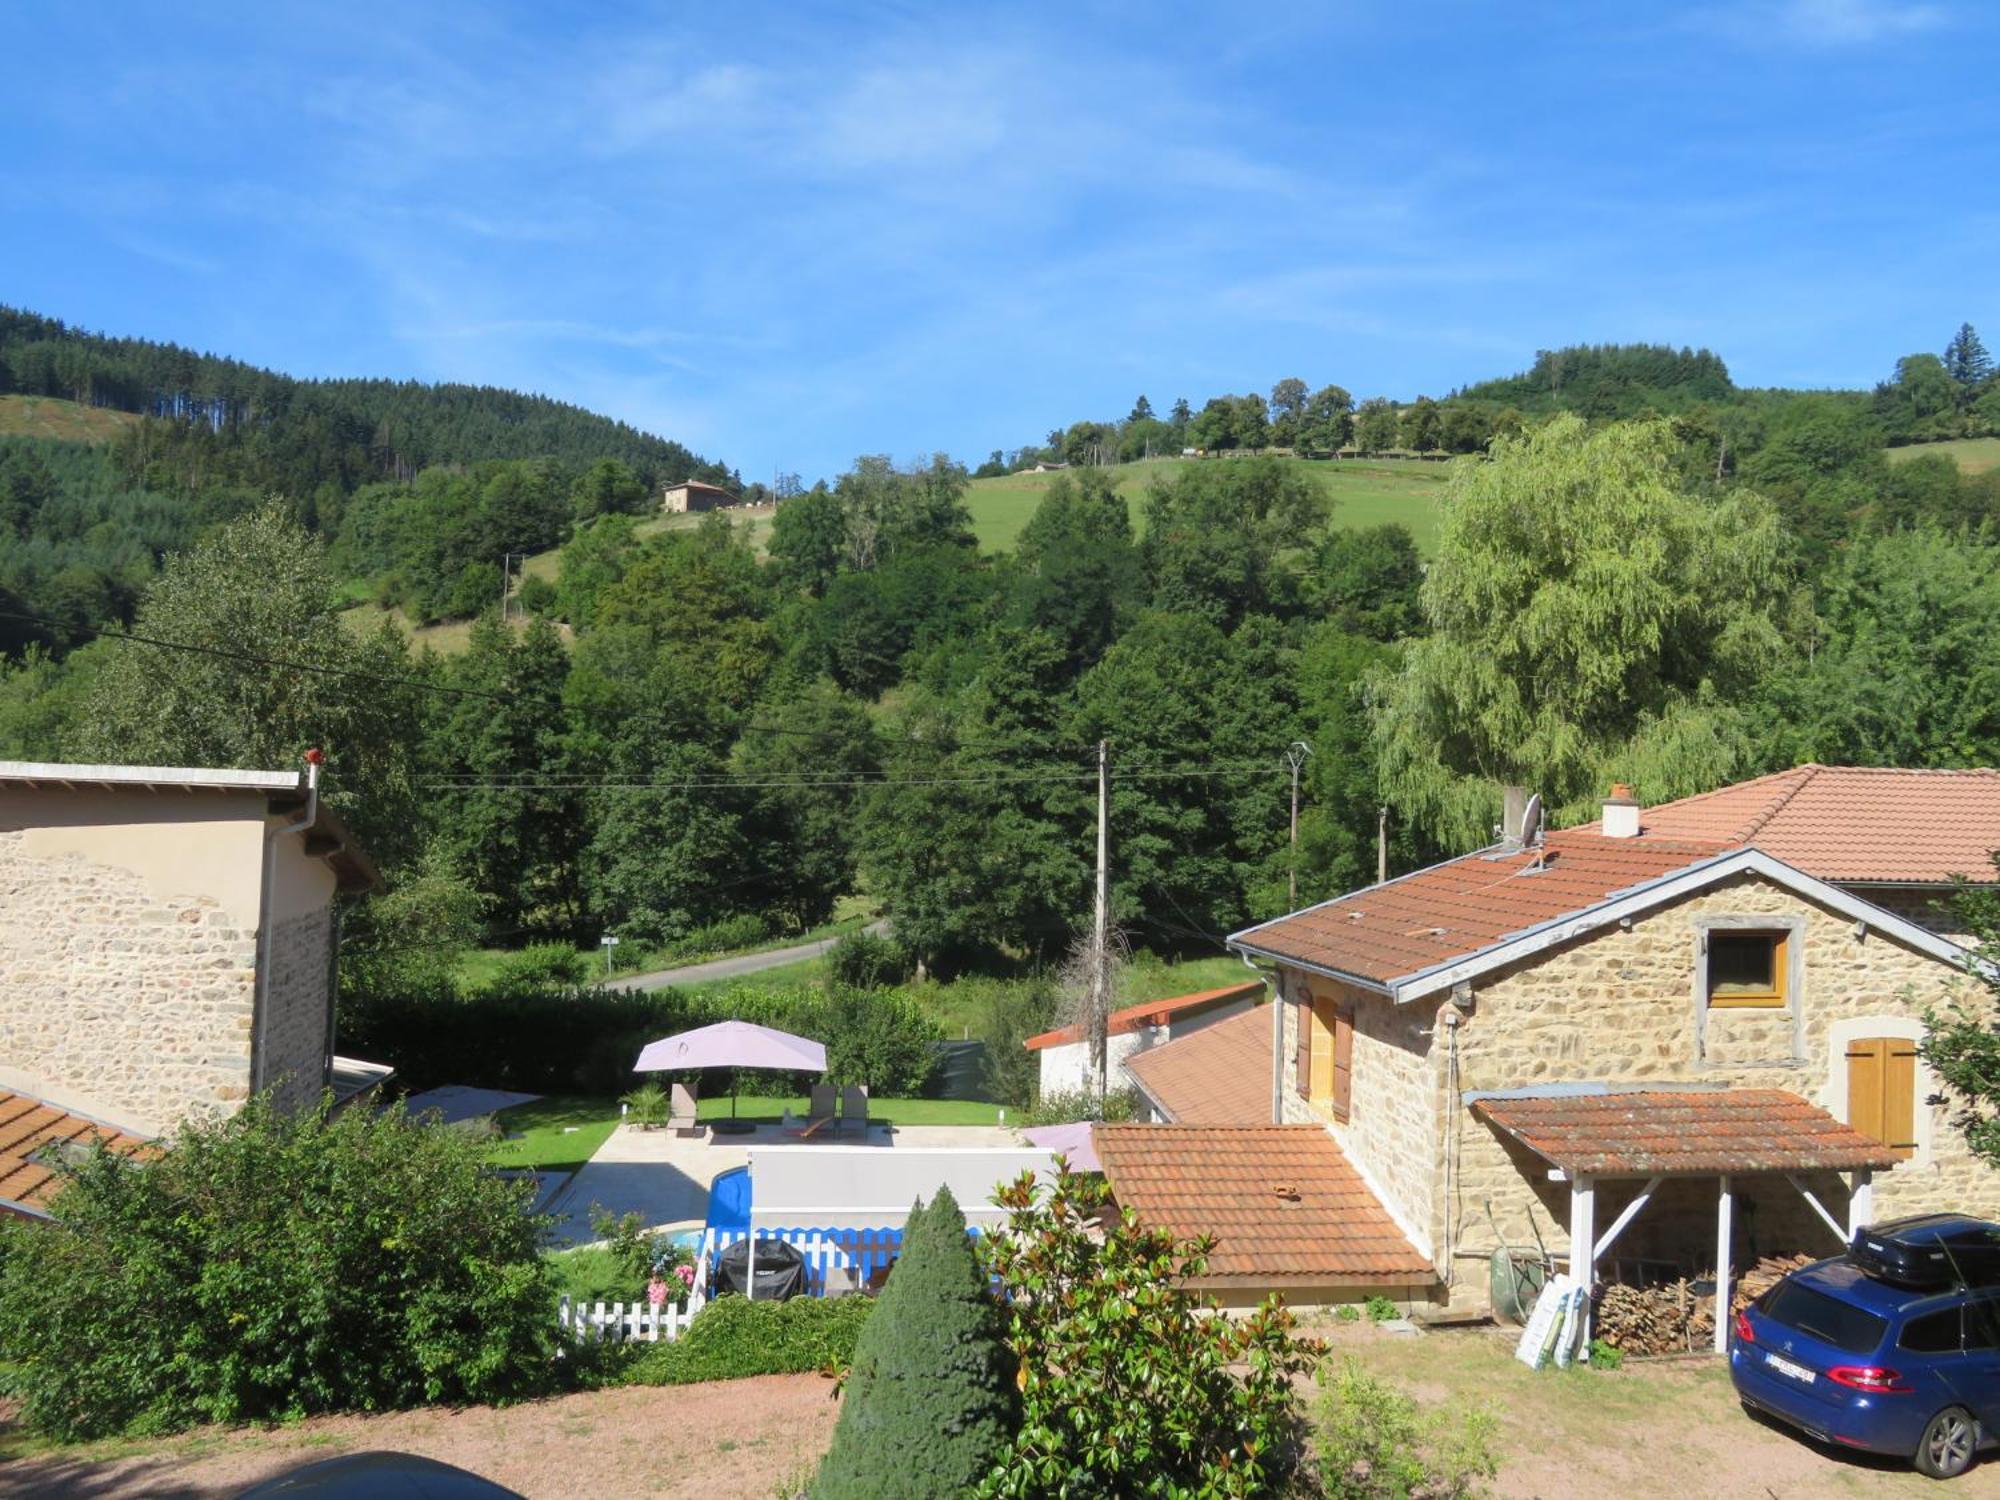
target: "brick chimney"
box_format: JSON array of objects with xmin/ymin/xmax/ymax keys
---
[{"xmin": 1602, "ymin": 783, "xmax": 1641, "ymax": 839}]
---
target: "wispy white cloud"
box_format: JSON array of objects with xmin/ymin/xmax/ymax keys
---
[{"xmin": 1703, "ymin": 0, "xmax": 1949, "ymax": 47}]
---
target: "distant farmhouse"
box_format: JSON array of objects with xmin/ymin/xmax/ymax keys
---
[{"xmin": 662, "ymin": 479, "xmax": 739, "ymax": 514}]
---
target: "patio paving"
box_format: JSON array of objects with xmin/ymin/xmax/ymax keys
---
[{"xmin": 545, "ymin": 1120, "xmax": 1029, "ymax": 1245}]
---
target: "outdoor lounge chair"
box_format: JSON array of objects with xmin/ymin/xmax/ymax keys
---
[
  {"xmin": 668, "ymin": 1081, "xmax": 701, "ymax": 1136},
  {"xmin": 841, "ymin": 1083, "xmax": 869, "ymax": 1139},
  {"xmin": 783, "ymin": 1083, "xmax": 839, "ymax": 1139}
]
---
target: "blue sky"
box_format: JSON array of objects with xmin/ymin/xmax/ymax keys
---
[{"xmin": 4, "ymin": 1, "xmax": 1995, "ymax": 481}]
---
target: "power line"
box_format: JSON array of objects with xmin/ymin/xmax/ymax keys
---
[
  {"xmin": 419, "ymin": 764, "xmax": 1282, "ymax": 793},
  {"xmin": 0, "ymin": 608, "xmax": 525, "ymax": 706}
]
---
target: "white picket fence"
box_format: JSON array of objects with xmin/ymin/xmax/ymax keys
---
[
  {"xmin": 558, "ymin": 1294, "xmax": 700, "ymax": 1344},
  {"xmin": 555, "ymin": 1225, "xmax": 908, "ymax": 1345}
]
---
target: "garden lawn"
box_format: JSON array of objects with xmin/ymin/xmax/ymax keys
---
[{"xmin": 487, "ymin": 1096, "xmax": 623, "ymax": 1174}]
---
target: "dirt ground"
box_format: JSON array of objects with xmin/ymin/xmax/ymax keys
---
[{"xmin": 2, "ymin": 1325, "xmax": 1993, "ymax": 1499}]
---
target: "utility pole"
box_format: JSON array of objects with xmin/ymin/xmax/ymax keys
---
[
  {"xmin": 1091, "ymin": 738, "xmax": 1110, "ymax": 1096},
  {"xmin": 1378, "ymin": 806, "xmax": 1389, "ymax": 885},
  {"xmin": 500, "ymin": 552, "xmax": 527, "ymax": 620},
  {"xmin": 1285, "ymin": 741, "xmax": 1312, "ymax": 908}
]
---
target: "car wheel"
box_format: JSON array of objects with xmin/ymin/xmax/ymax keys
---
[{"xmin": 1915, "ymin": 1406, "xmax": 1978, "ymax": 1480}]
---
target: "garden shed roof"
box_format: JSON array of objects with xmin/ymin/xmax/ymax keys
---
[{"xmin": 0, "ymin": 1090, "xmax": 153, "ymax": 1218}]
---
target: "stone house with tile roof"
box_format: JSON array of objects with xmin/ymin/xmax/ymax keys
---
[
  {"xmin": 1135, "ymin": 766, "xmax": 2000, "ymax": 1323},
  {"xmin": 0, "ymin": 759, "xmax": 385, "ymax": 1215}
]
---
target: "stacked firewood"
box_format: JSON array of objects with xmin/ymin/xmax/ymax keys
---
[
  {"xmin": 1592, "ymin": 1256, "xmax": 1814, "ymax": 1356},
  {"xmin": 1594, "ymin": 1279, "xmax": 1706, "ymax": 1356},
  {"xmin": 1730, "ymin": 1253, "xmax": 1814, "ymax": 1313}
]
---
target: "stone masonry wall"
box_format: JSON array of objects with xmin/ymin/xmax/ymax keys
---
[
  {"xmin": 260, "ymin": 907, "xmax": 333, "ymax": 1112},
  {"xmin": 1277, "ymin": 968, "xmax": 1440, "ymax": 1257},
  {"xmin": 1442, "ymin": 872, "xmax": 1999, "ymax": 1314},
  {"xmin": 0, "ymin": 832, "xmax": 256, "ymax": 1134}
]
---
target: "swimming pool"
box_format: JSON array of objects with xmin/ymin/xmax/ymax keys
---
[{"xmin": 706, "ymin": 1164, "xmax": 751, "ymax": 1234}]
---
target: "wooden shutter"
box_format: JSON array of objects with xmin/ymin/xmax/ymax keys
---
[
  {"xmin": 1846, "ymin": 1038, "xmax": 1918, "ymax": 1155},
  {"xmin": 1310, "ymin": 998, "xmax": 1336, "ymax": 1108},
  {"xmin": 1330, "ymin": 1004, "xmax": 1355, "ymax": 1124},
  {"xmin": 1293, "ymin": 995, "xmax": 1312, "ymax": 1099},
  {"xmin": 1883, "ymin": 1039, "xmax": 1918, "ymax": 1153}
]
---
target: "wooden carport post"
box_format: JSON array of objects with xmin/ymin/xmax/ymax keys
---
[{"xmin": 1713, "ymin": 1174, "xmax": 1733, "ymax": 1354}]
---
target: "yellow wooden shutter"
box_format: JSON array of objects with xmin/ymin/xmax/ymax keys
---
[
  {"xmin": 1846, "ymin": 1039, "xmax": 1885, "ymax": 1144},
  {"xmin": 1310, "ymin": 998, "xmax": 1336, "ymax": 1108},
  {"xmin": 1293, "ymin": 996, "xmax": 1312, "ymax": 1098},
  {"xmin": 1331, "ymin": 1005, "xmax": 1354, "ymax": 1124},
  {"xmin": 1883, "ymin": 1040, "xmax": 1918, "ymax": 1154}
]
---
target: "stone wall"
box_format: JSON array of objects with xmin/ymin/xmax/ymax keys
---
[
  {"xmin": 0, "ymin": 832, "xmax": 257, "ymax": 1135},
  {"xmin": 1441, "ymin": 872, "xmax": 1999, "ymax": 1313},
  {"xmin": 259, "ymin": 907, "xmax": 333, "ymax": 1112},
  {"xmin": 1276, "ymin": 968, "xmax": 1440, "ymax": 1257}
]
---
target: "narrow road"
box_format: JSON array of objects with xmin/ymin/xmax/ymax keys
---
[{"xmin": 604, "ymin": 920, "xmax": 889, "ymax": 992}]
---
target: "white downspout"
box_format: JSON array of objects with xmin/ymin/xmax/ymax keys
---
[
  {"xmin": 252, "ymin": 752, "xmax": 321, "ymax": 1094},
  {"xmin": 1240, "ymin": 952, "xmax": 1284, "ymax": 1124}
]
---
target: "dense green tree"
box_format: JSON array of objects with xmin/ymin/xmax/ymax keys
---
[
  {"xmin": 1299, "ymin": 384, "xmax": 1354, "ymax": 452},
  {"xmin": 1009, "ymin": 471, "xmax": 1142, "ymax": 676},
  {"xmin": 1066, "ymin": 611, "xmax": 1292, "ymax": 943},
  {"xmin": 836, "ymin": 454, "xmax": 975, "ymax": 571},
  {"xmin": 431, "ymin": 614, "xmax": 583, "ymax": 938},
  {"xmin": 569, "ymin": 456, "xmax": 649, "ymax": 519},
  {"xmin": 1353, "ymin": 397, "xmax": 1400, "ymax": 452},
  {"xmin": 732, "ymin": 678, "xmax": 880, "ymax": 928},
  {"xmin": 1398, "ymin": 395, "xmax": 1442, "ymax": 452},
  {"xmin": 1373, "ymin": 415, "xmax": 1797, "ymax": 845},
  {"xmin": 591, "ymin": 516, "xmax": 775, "ymax": 712},
  {"xmin": 1748, "ymin": 528, "xmax": 2000, "ymax": 770},
  {"xmin": 1873, "ymin": 353, "xmax": 1961, "ymax": 442},
  {"xmin": 1127, "ymin": 394, "xmax": 1155, "ymax": 423},
  {"xmin": 814, "ymin": 1188, "xmax": 1016, "ymax": 1498},
  {"xmin": 73, "ymin": 506, "xmax": 428, "ymax": 865},
  {"xmin": 1310, "ymin": 523, "xmax": 1423, "ymax": 640},
  {"xmin": 1944, "ymin": 322, "xmax": 1993, "ymax": 388},
  {"xmin": 1139, "ymin": 456, "xmax": 1329, "ymax": 628}
]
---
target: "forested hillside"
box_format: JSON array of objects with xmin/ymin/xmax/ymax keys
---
[{"xmin": 2, "ymin": 305, "xmax": 1999, "ymax": 1005}]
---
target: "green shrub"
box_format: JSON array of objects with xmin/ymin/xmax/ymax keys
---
[
  {"xmin": 816, "ymin": 1189, "xmax": 1016, "ymax": 1499},
  {"xmin": 620, "ymin": 1081, "xmax": 670, "ymax": 1128},
  {"xmin": 549, "ymin": 1246, "xmax": 639, "ymax": 1307},
  {"xmin": 666, "ymin": 913, "xmax": 772, "ymax": 960},
  {"xmin": 827, "ymin": 931, "xmax": 911, "ymax": 990},
  {"xmin": 516, "ymin": 573, "xmax": 558, "ymax": 616},
  {"xmin": 963, "ymin": 977, "xmax": 1059, "ymax": 1108},
  {"xmin": 1020, "ymin": 1085, "xmax": 1144, "ymax": 1126},
  {"xmin": 1586, "ymin": 1338, "xmax": 1624, "ymax": 1371},
  {"xmin": 980, "ymin": 1164, "xmax": 1321, "ymax": 1497},
  {"xmin": 1365, "ymin": 1295, "xmax": 1399, "ymax": 1323},
  {"xmin": 1335, "ymin": 1304, "xmax": 1361, "ymax": 1323},
  {"xmin": 622, "ymin": 1294, "xmax": 874, "ymax": 1386},
  {"xmin": 1308, "ymin": 1358, "xmax": 1497, "ymax": 1499},
  {"xmin": 486, "ymin": 942, "xmax": 590, "ymax": 989},
  {"xmin": 0, "ymin": 1096, "xmax": 563, "ymax": 1440}
]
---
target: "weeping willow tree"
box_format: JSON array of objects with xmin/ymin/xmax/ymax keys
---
[{"xmin": 1372, "ymin": 415, "xmax": 1805, "ymax": 847}]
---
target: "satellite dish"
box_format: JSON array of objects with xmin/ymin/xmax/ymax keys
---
[{"xmin": 1519, "ymin": 792, "xmax": 1543, "ymax": 848}]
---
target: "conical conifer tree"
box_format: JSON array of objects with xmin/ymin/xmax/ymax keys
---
[{"xmin": 814, "ymin": 1188, "xmax": 1017, "ymax": 1498}]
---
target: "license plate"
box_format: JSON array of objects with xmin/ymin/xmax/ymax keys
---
[{"xmin": 1764, "ymin": 1352, "xmax": 1815, "ymax": 1384}]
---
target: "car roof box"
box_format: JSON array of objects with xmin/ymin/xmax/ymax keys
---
[{"xmin": 1848, "ymin": 1215, "xmax": 2000, "ymax": 1291}]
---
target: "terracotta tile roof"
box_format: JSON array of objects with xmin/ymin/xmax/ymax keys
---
[
  {"xmin": 1232, "ymin": 832, "xmax": 1729, "ymax": 988},
  {"xmin": 1093, "ymin": 1125, "xmax": 1434, "ymax": 1284},
  {"xmin": 0, "ymin": 1091, "xmax": 152, "ymax": 1216},
  {"xmin": 1609, "ymin": 764, "xmax": 2000, "ymax": 886},
  {"xmin": 1122, "ymin": 1005, "xmax": 1273, "ymax": 1124},
  {"xmin": 1470, "ymin": 1089, "xmax": 1903, "ymax": 1176},
  {"xmin": 1022, "ymin": 981, "xmax": 1264, "ymax": 1051}
]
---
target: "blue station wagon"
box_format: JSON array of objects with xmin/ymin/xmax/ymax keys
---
[{"xmin": 1731, "ymin": 1217, "xmax": 2000, "ymax": 1480}]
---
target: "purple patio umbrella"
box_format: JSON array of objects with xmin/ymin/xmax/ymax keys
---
[{"xmin": 633, "ymin": 1020, "xmax": 828, "ymax": 1125}]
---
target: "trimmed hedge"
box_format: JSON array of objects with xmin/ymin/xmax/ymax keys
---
[
  {"xmin": 621, "ymin": 1294, "xmax": 874, "ymax": 1386},
  {"xmin": 339, "ymin": 977, "xmax": 941, "ymax": 1098}
]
